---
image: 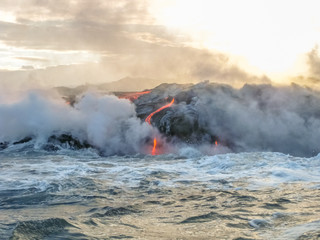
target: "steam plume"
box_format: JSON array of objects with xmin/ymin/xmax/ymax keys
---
[{"xmin": 0, "ymin": 91, "xmax": 154, "ymax": 155}]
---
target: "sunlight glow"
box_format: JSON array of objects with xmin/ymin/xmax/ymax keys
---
[
  {"xmin": 150, "ymin": 0, "xmax": 320, "ymax": 77},
  {"xmin": 0, "ymin": 10, "xmax": 16, "ymax": 23},
  {"xmin": 0, "ymin": 42, "xmax": 101, "ymax": 70}
]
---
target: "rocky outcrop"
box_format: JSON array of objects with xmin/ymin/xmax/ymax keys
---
[
  {"xmin": 43, "ymin": 134, "xmax": 92, "ymax": 151},
  {"xmin": 134, "ymin": 81, "xmax": 320, "ymax": 156},
  {"xmin": 134, "ymin": 82, "xmax": 219, "ymax": 144}
]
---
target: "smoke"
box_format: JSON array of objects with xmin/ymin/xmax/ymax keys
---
[
  {"xmin": 187, "ymin": 83, "xmax": 320, "ymax": 156},
  {"xmin": 307, "ymin": 46, "xmax": 320, "ymax": 79},
  {"xmin": 108, "ymin": 46, "xmax": 271, "ymax": 86},
  {"xmin": 0, "ymin": 91, "xmax": 154, "ymax": 155},
  {"xmin": 137, "ymin": 82, "xmax": 320, "ymax": 157},
  {"xmin": 75, "ymin": 93, "xmax": 153, "ymax": 155}
]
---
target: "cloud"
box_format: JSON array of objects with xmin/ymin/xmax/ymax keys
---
[
  {"xmin": 21, "ymin": 65, "xmax": 34, "ymax": 70},
  {"xmin": 307, "ymin": 46, "xmax": 320, "ymax": 79},
  {"xmin": 289, "ymin": 46, "xmax": 320, "ymax": 88},
  {"xmin": 0, "ymin": 0, "xmax": 270, "ymax": 88},
  {"xmin": 104, "ymin": 45, "xmax": 271, "ymax": 85},
  {"xmin": 15, "ymin": 57, "xmax": 49, "ymax": 62},
  {"xmin": 0, "ymin": 0, "xmax": 150, "ymax": 24},
  {"xmin": 142, "ymin": 82, "xmax": 320, "ymax": 156},
  {"xmin": 196, "ymin": 83, "xmax": 320, "ymax": 156},
  {"xmin": 0, "ymin": 0, "xmax": 154, "ymax": 52},
  {"xmin": 0, "ymin": 90, "xmax": 154, "ymax": 155}
]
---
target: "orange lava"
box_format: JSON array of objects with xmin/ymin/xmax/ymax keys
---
[
  {"xmin": 118, "ymin": 90, "xmax": 151, "ymax": 102},
  {"xmin": 145, "ymin": 98, "xmax": 175, "ymax": 155},
  {"xmin": 145, "ymin": 98, "xmax": 175, "ymax": 125},
  {"xmin": 152, "ymin": 138, "xmax": 157, "ymax": 155}
]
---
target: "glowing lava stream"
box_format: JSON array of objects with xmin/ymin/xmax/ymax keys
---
[
  {"xmin": 145, "ymin": 98, "xmax": 175, "ymax": 155},
  {"xmin": 118, "ymin": 90, "xmax": 151, "ymax": 101},
  {"xmin": 152, "ymin": 138, "xmax": 157, "ymax": 155},
  {"xmin": 145, "ymin": 98, "xmax": 175, "ymax": 125}
]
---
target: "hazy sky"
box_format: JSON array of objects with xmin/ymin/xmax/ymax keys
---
[
  {"xmin": 0, "ymin": 0, "xmax": 320, "ymax": 87},
  {"xmin": 151, "ymin": 0, "xmax": 320, "ymax": 76}
]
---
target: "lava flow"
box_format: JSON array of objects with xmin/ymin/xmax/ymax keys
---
[
  {"xmin": 117, "ymin": 90, "xmax": 151, "ymax": 102},
  {"xmin": 152, "ymin": 138, "xmax": 157, "ymax": 155},
  {"xmin": 145, "ymin": 98, "xmax": 175, "ymax": 155},
  {"xmin": 145, "ymin": 98, "xmax": 175, "ymax": 125}
]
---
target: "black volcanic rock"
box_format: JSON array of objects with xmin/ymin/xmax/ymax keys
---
[
  {"xmin": 13, "ymin": 137, "xmax": 32, "ymax": 145},
  {"xmin": 0, "ymin": 134, "xmax": 93, "ymax": 152},
  {"xmin": 134, "ymin": 82, "xmax": 219, "ymax": 144},
  {"xmin": 134, "ymin": 81, "xmax": 320, "ymax": 156},
  {"xmin": 0, "ymin": 142, "xmax": 8, "ymax": 150},
  {"xmin": 46, "ymin": 134, "xmax": 92, "ymax": 150}
]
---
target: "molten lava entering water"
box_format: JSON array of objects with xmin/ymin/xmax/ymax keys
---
[
  {"xmin": 145, "ymin": 98, "xmax": 175, "ymax": 155},
  {"xmin": 152, "ymin": 138, "xmax": 157, "ymax": 155}
]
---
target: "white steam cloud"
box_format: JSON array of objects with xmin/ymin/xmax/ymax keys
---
[
  {"xmin": 172, "ymin": 83, "xmax": 320, "ymax": 156},
  {"xmin": 0, "ymin": 91, "xmax": 154, "ymax": 155}
]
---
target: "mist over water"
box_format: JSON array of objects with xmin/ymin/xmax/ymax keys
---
[
  {"xmin": 136, "ymin": 81, "xmax": 320, "ymax": 157},
  {"xmin": 184, "ymin": 82, "xmax": 320, "ymax": 156},
  {"xmin": 0, "ymin": 91, "xmax": 155, "ymax": 155}
]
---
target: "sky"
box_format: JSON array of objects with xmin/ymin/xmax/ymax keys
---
[{"xmin": 0, "ymin": 0, "xmax": 320, "ymax": 88}]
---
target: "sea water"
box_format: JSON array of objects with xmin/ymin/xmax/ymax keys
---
[{"xmin": 1, "ymin": 146, "xmax": 320, "ymax": 239}]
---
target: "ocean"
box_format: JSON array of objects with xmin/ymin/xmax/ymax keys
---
[{"xmin": 1, "ymin": 146, "xmax": 320, "ymax": 239}]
